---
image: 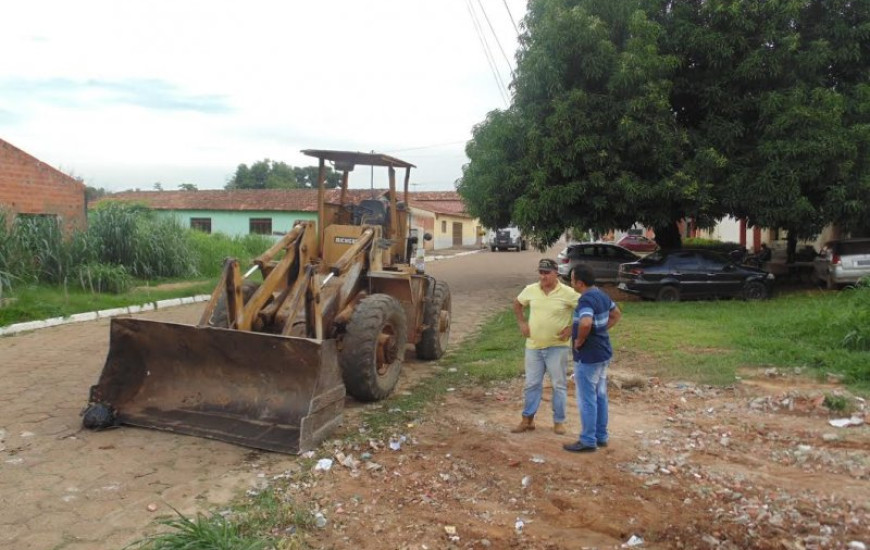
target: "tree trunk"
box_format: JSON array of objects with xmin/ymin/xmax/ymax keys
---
[
  {"xmin": 787, "ymin": 233, "xmax": 797, "ymax": 264},
  {"xmin": 654, "ymin": 221, "xmax": 682, "ymax": 250}
]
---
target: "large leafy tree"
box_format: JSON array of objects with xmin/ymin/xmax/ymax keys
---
[
  {"xmin": 459, "ymin": 0, "xmax": 870, "ymax": 249},
  {"xmin": 661, "ymin": 0, "xmax": 870, "ymax": 245},
  {"xmin": 226, "ymin": 160, "xmax": 340, "ymax": 189}
]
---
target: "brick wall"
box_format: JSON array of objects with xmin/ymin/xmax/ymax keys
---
[{"xmin": 0, "ymin": 138, "xmax": 87, "ymax": 232}]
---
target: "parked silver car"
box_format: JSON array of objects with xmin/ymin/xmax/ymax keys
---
[
  {"xmin": 813, "ymin": 238, "xmax": 870, "ymax": 289},
  {"xmin": 556, "ymin": 242, "xmax": 640, "ymax": 283}
]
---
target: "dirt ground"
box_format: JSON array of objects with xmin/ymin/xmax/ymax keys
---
[{"xmin": 0, "ymin": 248, "xmax": 867, "ymax": 550}]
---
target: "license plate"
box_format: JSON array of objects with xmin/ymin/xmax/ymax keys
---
[{"xmin": 857, "ymin": 260, "xmax": 870, "ymax": 266}]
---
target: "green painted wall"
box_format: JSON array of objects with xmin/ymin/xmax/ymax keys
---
[{"xmin": 161, "ymin": 210, "xmax": 318, "ymax": 236}]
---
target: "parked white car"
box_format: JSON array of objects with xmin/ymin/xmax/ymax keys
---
[
  {"xmin": 488, "ymin": 227, "xmax": 527, "ymax": 251},
  {"xmin": 813, "ymin": 238, "xmax": 870, "ymax": 289}
]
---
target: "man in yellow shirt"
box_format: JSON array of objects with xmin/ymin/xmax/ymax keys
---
[{"xmin": 511, "ymin": 258, "xmax": 580, "ymax": 434}]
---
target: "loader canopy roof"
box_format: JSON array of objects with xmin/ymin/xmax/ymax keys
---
[{"xmin": 301, "ymin": 149, "xmax": 415, "ymax": 170}]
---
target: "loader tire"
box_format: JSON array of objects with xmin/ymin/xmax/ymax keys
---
[
  {"xmin": 208, "ymin": 280, "xmax": 261, "ymax": 328},
  {"xmin": 340, "ymin": 294, "xmax": 407, "ymax": 402},
  {"xmin": 416, "ymin": 280, "xmax": 451, "ymax": 360}
]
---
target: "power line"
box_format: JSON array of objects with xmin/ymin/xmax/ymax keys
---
[
  {"xmin": 466, "ymin": 0, "xmax": 508, "ymax": 103},
  {"xmin": 465, "ymin": 0, "xmax": 509, "ymax": 106},
  {"xmin": 502, "ymin": 0, "xmax": 520, "ymax": 36},
  {"xmin": 475, "ymin": 0, "xmax": 515, "ymax": 81}
]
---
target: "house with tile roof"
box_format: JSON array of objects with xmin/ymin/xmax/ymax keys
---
[
  {"xmin": 96, "ymin": 189, "xmax": 482, "ymax": 250},
  {"xmin": 406, "ymin": 191, "xmax": 481, "ymax": 250},
  {"xmin": 95, "ymin": 188, "xmax": 334, "ymax": 236},
  {"xmin": 0, "ymin": 138, "xmax": 87, "ymax": 233}
]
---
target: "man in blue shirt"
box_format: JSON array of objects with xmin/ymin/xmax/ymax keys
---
[{"xmin": 564, "ymin": 264, "xmax": 622, "ymax": 453}]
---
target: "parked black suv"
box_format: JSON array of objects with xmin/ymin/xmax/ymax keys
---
[{"xmin": 617, "ymin": 249, "xmax": 775, "ymax": 301}]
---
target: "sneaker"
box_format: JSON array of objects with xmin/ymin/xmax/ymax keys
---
[
  {"xmin": 563, "ymin": 441, "xmax": 597, "ymax": 453},
  {"xmin": 553, "ymin": 422, "xmax": 566, "ymax": 435},
  {"xmin": 597, "ymin": 441, "xmax": 608, "ymax": 448}
]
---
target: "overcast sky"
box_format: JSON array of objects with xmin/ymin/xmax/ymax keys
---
[{"xmin": 1, "ymin": 1, "xmax": 526, "ymax": 192}]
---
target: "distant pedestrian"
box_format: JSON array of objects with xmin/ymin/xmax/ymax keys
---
[
  {"xmin": 564, "ymin": 263, "xmax": 622, "ymax": 453},
  {"xmin": 511, "ymin": 258, "xmax": 580, "ymax": 435}
]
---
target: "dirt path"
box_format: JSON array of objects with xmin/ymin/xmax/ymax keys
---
[{"xmin": 1, "ymin": 247, "xmax": 868, "ymax": 549}]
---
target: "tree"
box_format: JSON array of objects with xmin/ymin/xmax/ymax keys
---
[
  {"xmin": 178, "ymin": 183, "xmax": 198, "ymax": 191},
  {"xmin": 459, "ymin": 0, "xmax": 870, "ymax": 249},
  {"xmin": 658, "ymin": 0, "xmax": 870, "ymax": 249},
  {"xmin": 293, "ymin": 166, "xmax": 341, "ymax": 188},
  {"xmin": 226, "ymin": 160, "xmax": 341, "ymax": 190},
  {"xmin": 460, "ymin": 0, "xmax": 705, "ymax": 248},
  {"xmin": 85, "ymin": 186, "xmax": 108, "ymax": 202}
]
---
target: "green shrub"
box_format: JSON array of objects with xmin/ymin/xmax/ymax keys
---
[
  {"xmin": 75, "ymin": 263, "xmax": 133, "ymax": 294},
  {"xmin": 127, "ymin": 508, "xmax": 271, "ymax": 550},
  {"xmin": 188, "ymin": 231, "xmax": 274, "ymax": 278},
  {"xmin": 683, "ymin": 237, "xmax": 743, "ymax": 254},
  {"xmin": 823, "ymin": 393, "xmax": 849, "ymax": 412},
  {"xmin": 0, "ymin": 213, "xmax": 93, "ymax": 287},
  {"xmin": 88, "ymin": 203, "xmax": 197, "ymax": 279}
]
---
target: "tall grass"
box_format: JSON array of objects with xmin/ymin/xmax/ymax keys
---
[
  {"xmin": 188, "ymin": 231, "xmax": 274, "ymax": 278},
  {"xmin": 0, "ymin": 204, "xmax": 283, "ymax": 324},
  {"xmin": 0, "ymin": 204, "xmax": 274, "ymax": 298},
  {"xmin": 88, "ymin": 203, "xmax": 197, "ymax": 279},
  {"xmin": 0, "ymin": 209, "xmax": 87, "ymax": 288}
]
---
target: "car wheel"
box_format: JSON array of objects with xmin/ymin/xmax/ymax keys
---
[
  {"xmin": 656, "ymin": 286, "xmax": 680, "ymax": 302},
  {"xmin": 490, "ymin": 246, "xmax": 495, "ymax": 252},
  {"xmin": 743, "ymin": 281, "xmax": 767, "ymax": 301}
]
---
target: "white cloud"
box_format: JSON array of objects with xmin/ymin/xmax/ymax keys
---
[{"xmin": 1, "ymin": 0, "xmax": 524, "ymax": 191}]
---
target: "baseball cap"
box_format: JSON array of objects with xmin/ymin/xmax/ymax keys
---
[{"xmin": 538, "ymin": 258, "xmax": 557, "ymax": 272}]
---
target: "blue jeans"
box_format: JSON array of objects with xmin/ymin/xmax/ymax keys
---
[
  {"xmin": 522, "ymin": 347, "xmax": 568, "ymax": 423},
  {"xmin": 575, "ymin": 359, "xmax": 609, "ymax": 447}
]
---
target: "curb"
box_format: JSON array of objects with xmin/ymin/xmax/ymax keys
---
[
  {"xmin": 0, "ymin": 248, "xmax": 484, "ymax": 337},
  {"xmin": 0, "ymin": 295, "xmax": 212, "ymax": 338}
]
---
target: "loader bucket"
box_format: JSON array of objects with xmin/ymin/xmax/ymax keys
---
[{"xmin": 86, "ymin": 317, "xmax": 345, "ymax": 454}]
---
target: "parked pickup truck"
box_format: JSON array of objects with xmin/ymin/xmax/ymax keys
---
[{"xmin": 488, "ymin": 227, "xmax": 527, "ymax": 252}]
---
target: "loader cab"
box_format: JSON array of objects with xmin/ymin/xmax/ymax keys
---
[
  {"xmin": 354, "ymin": 198, "xmax": 389, "ymax": 227},
  {"xmin": 302, "ymin": 149, "xmax": 417, "ymax": 266}
]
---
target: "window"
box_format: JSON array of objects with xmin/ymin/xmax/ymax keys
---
[
  {"xmin": 190, "ymin": 218, "xmax": 212, "ymax": 233},
  {"xmin": 249, "ymin": 218, "xmax": 272, "ymax": 235},
  {"xmin": 569, "ymin": 245, "xmax": 596, "ymax": 259},
  {"xmin": 441, "ymin": 220, "xmax": 447, "ymax": 233},
  {"xmin": 668, "ymin": 252, "xmax": 702, "ymax": 270}
]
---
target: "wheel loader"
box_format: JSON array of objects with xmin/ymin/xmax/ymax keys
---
[{"xmin": 82, "ymin": 149, "xmax": 452, "ymax": 454}]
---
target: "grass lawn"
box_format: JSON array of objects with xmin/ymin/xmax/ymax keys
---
[{"xmin": 0, "ymin": 279, "xmax": 216, "ymax": 327}]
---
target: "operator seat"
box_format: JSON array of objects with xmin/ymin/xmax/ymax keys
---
[{"xmin": 355, "ymin": 199, "xmax": 388, "ymax": 227}]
